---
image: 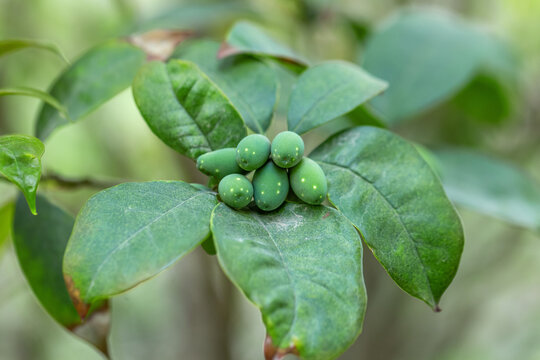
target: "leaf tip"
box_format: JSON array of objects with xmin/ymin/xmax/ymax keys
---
[
  {"xmin": 25, "ymin": 196, "xmax": 38, "ymax": 215},
  {"xmin": 433, "ymin": 304, "xmax": 442, "ymax": 313}
]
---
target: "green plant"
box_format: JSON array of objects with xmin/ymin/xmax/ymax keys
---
[{"xmin": 1, "ymin": 5, "xmax": 539, "ymax": 360}]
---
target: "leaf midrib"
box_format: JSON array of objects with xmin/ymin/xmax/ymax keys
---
[
  {"xmin": 84, "ymin": 192, "xmax": 207, "ymax": 298},
  {"xmin": 252, "ymin": 212, "xmax": 299, "ymax": 347},
  {"xmin": 163, "ymin": 65, "xmax": 211, "ymax": 152},
  {"xmin": 318, "ymin": 160, "xmax": 436, "ymax": 305}
]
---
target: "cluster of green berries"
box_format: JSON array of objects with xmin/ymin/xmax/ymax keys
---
[{"xmin": 196, "ymin": 131, "xmax": 328, "ymax": 211}]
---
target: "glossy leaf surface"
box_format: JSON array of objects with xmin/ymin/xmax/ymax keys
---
[
  {"xmin": 132, "ymin": 60, "xmax": 247, "ymax": 159},
  {"xmin": 0, "ymin": 135, "xmax": 45, "ymax": 215},
  {"xmin": 173, "ymin": 40, "xmax": 277, "ymax": 133}
]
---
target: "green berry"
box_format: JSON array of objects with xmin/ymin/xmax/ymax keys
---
[
  {"xmin": 236, "ymin": 134, "xmax": 271, "ymax": 171},
  {"xmin": 197, "ymin": 148, "xmax": 245, "ymax": 180},
  {"xmin": 252, "ymin": 161, "xmax": 289, "ymax": 211},
  {"xmin": 290, "ymin": 157, "xmax": 327, "ymax": 205},
  {"xmin": 271, "ymin": 131, "xmax": 304, "ymax": 168},
  {"xmin": 218, "ymin": 174, "xmax": 253, "ymax": 209}
]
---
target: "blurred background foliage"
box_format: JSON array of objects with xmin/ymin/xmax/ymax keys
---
[{"xmin": 0, "ymin": 0, "xmax": 539, "ymax": 359}]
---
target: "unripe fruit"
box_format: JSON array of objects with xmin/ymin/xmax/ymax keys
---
[
  {"xmin": 271, "ymin": 131, "xmax": 304, "ymax": 168},
  {"xmin": 252, "ymin": 161, "xmax": 289, "ymax": 211},
  {"xmin": 218, "ymin": 174, "xmax": 253, "ymax": 209},
  {"xmin": 236, "ymin": 134, "xmax": 271, "ymax": 171},
  {"xmin": 290, "ymin": 157, "xmax": 327, "ymax": 205},
  {"xmin": 197, "ymin": 148, "xmax": 244, "ymax": 180}
]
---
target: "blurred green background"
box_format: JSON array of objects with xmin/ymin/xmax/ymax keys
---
[{"xmin": 1, "ymin": 0, "xmax": 539, "ymax": 359}]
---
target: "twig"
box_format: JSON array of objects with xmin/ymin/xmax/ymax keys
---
[
  {"xmin": 0, "ymin": 173, "xmax": 122, "ymax": 190},
  {"xmin": 42, "ymin": 173, "xmax": 121, "ymax": 189}
]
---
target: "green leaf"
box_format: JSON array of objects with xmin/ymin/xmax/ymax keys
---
[
  {"xmin": 0, "ymin": 201, "xmax": 14, "ymax": 251},
  {"xmin": 309, "ymin": 105, "xmax": 387, "ymax": 145},
  {"xmin": 287, "ymin": 61, "xmax": 387, "ymax": 134},
  {"xmin": 0, "ymin": 87, "xmax": 69, "ymax": 120},
  {"xmin": 0, "ymin": 38, "xmax": 69, "ymax": 63},
  {"xmin": 132, "ymin": 60, "xmax": 247, "ymax": 159},
  {"xmin": 35, "ymin": 40, "xmax": 146, "ymax": 140},
  {"xmin": 310, "ymin": 126, "xmax": 464, "ymax": 308},
  {"xmin": 63, "ymin": 181, "xmax": 218, "ymax": 304},
  {"xmin": 432, "ymin": 148, "xmax": 540, "ymax": 232},
  {"xmin": 13, "ymin": 195, "xmax": 111, "ymax": 356},
  {"xmin": 345, "ymin": 105, "xmax": 387, "ymax": 129},
  {"xmin": 0, "ymin": 135, "xmax": 45, "ymax": 215},
  {"xmin": 220, "ymin": 21, "xmax": 308, "ymax": 67},
  {"xmin": 212, "ymin": 202, "xmax": 366, "ymax": 360},
  {"xmin": 362, "ymin": 8, "xmax": 513, "ymax": 124},
  {"xmin": 172, "ymin": 40, "xmax": 278, "ymax": 133},
  {"xmin": 450, "ymin": 73, "xmax": 512, "ymax": 125},
  {"xmin": 13, "ymin": 195, "xmax": 81, "ymax": 326},
  {"xmin": 201, "ymin": 236, "xmax": 216, "ymax": 256}
]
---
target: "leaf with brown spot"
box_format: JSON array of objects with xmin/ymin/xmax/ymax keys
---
[{"xmin": 64, "ymin": 275, "xmax": 91, "ymax": 319}]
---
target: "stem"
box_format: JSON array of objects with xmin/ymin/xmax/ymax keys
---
[
  {"xmin": 0, "ymin": 173, "xmax": 122, "ymax": 190},
  {"xmin": 41, "ymin": 173, "xmax": 121, "ymax": 189}
]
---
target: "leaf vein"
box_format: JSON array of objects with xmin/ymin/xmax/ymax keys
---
[
  {"xmin": 318, "ymin": 160, "xmax": 436, "ymax": 304},
  {"xmin": 84, "ymin": 192, "xmax": 207, "ymax": 297}
]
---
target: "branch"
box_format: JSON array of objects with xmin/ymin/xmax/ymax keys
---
[
  {"xmin": 42, "ymin": 173, "xmax": 121, "ymax": 189},
  {"xmin": 0, "ymin": 173, "xmax": 122, "ymax": 190}
]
